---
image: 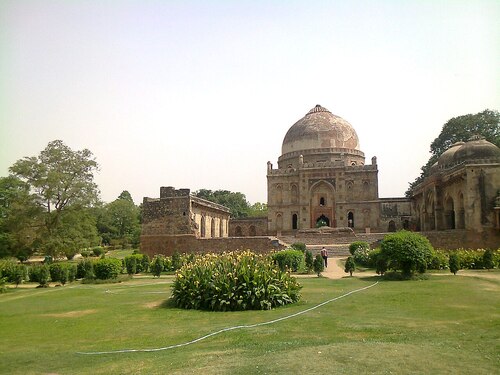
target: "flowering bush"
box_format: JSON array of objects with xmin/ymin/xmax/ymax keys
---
[
  {"xmin": 353, "ymin": 247, "xmax": 371, "ymax": 266},
  {"xmin": 349, "ymin": 241, "xmax": 370, "ymax": 255},
  {"xmin": 172, "ymin": 251, "xmax": 302, "ymax": 311}
]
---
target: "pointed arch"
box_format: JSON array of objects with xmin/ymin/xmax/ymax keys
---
[{"xmin": 210, "ymin": 217, "xmax": 216, "ymax": 237}]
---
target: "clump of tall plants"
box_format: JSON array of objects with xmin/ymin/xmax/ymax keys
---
[{"xmin": 172, "ymin": 251, "xmax": 302, "ymax": 311}]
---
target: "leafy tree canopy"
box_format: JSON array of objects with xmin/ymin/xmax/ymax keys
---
[
  {"xmin": 6, "ymin": 140, "xmax": 100, "ymax": 256},
  {"xmin": 194, "ymin": 189, "xmax": 252, "ymax": 218},
  {"xmin": 95, "ymin": 191, "xmax": 141, "ymax": 247},
  {"xmin": 407, "ymin": 109, "xmax": 499, "ymax": 196}
]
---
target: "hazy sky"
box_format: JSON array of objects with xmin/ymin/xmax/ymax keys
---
[{"xmin": 1, "ymin": 1, "xmax": 499, "ymax": 205}]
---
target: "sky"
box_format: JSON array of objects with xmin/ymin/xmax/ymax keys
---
[{"xmin": 1, "ymin": 0, "xmax": 499, "ymax": 205}]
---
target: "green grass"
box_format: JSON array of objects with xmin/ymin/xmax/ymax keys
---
[
  {"xmin": 105, "ymin": 248, "xmax": 136, "ymax": 259},
  {"xmin": 0, "ymin": 272, "xmax": 498, "ymax": 374}
]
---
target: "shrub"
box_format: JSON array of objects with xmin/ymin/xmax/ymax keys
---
[
  {"xmin": 93, "ymin": 258, "xmax": 122, "ymax": 280},
  {"xmin": 80, "ymin": 250, "xmax": 90, "ymax": 258},
  {"xmin": 380, "ymin": 231, "xmax": 434, "ymax": 277},
  {"xmin": 30, "ymin": 264, "xmax": 50, "ymax": 287},
  {"xmin": 0, "ymin": 277, "xmax": 6, "ymax": 293},
  {"xmin": 140, "ymin": 254, "xmax": 150, "ymax": 273},
  {"xmin": 67, "ymin": 264, "xmax": 77, "ymax": 282},
  {"xmin": 353, "ymin": 247, "xmax": 371, "ymax": 267},
  {"xmin": 92, "ymin": 246, "xmax": 105, "ymax": 257},
  {"xmin": 290, "ymin": 242, "xmax": 306, "ymax": 252},
  {"xmin": 49, "ymin": 263, "xmax": 66, "ymax": 283},
  {"xmin": 124, "ymin": 254, "xmax": 150, "ymax": 274},
  {"xmin": 150, "ymin": 255, "xmax": 164, "ymax": 278},
  {"xmin": 449, "ymin": 253, "xmax": 461, "ymax": 275},
  {"xmin": 344, "ymin": 256, "xmax": 356, "ymax": 276},
  {"xmin": 12, "ymin": 264, "xmax": 27, "ymax": 287},
  {"xmin": 171, "ymin": 251, "xmax": 182, "ymax": 271},
  {"xmin": 304, "ymin": 250, "xmax": 314, "ymax": 274},
  {"xmin": 172, "ymin": 251, "xmax": 302, "ymax": 311},
  {"xmin": 483, "ymin": 249, "xmax": 495, "ymax": 270},
  {"xmin": 77, "ymin": 259, "xmax": 94, "ymax": 279},
  {"xmin": 428, "ymin": 250, "xmax": 449, "ymax": 270},
  {"xmin": 125, "ymin": 256, "xmax": 137, "ymax": 275},
  {"xmin": 271, "ymin": 250, "xmax": 304, "ymax": 272},
  {"xmin": 0, "ymin": 259, "xmax": 17, "ymax": 282},
  {"xmin": 163, "ymin": 256, "xmax": 173, "ymax": 272},
  {"xmin": 349, "ymin": 241, "xmax": 369, "ymax": 255},
  {"xmin": 313, "ymin": 254, "xmax": 324, "ymax": 276},
  {"xmin": 316, "ymin": 219, "xmax": 327, "ymax": 228}
]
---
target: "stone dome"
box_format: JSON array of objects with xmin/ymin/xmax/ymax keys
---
[
  {"xmin": 454, "ymin": 135, "xmax": 500, "ymax": 163},
  {"xmin": 429, "ymin": 161, "xmax": 439, "ymax": 174},
  {"xmin": 282, "ymin": 105, "xmax": 360, "ymax": 155},
  {"xmin": 437, "ymin": 142, "xmax": 465, "ymax": 168}
]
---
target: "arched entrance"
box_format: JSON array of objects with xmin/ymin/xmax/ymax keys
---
[
  {"xmin": 210, "ymin": 218, "xmax": 216, "ymax": 237},
  {"xmin": 316, "ymin": 214, "xmax": 330, "ymax": 227},
  {"xmin": 235, "ymin": 226, "xmax": 243, "ymax": 236},
  {"xmin": 249, "ymin": 225, "xmax": 256, "ymax": 236},
  {"xmin": 444, "ymin": 196, "xmax": 455, "ymax": 229},
  {"xmin": 388, "ymin": 220, "xmax": 396, "ymax": 232},
  {"xmin": 200, "ymin": 216, "xmax": 206, "ymax": 237},
  {"xmin": 292, "ymin": 214, "xmax": 298, "ymax": 230},
  {"xmin": 347, "ymin": 212, "xmax": 354, "ymax": 228},
  {"xmin": 309, "ymin": 180, "xmax": 335, "ymax": 228}
]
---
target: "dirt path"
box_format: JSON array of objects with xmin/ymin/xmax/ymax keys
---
[{"xmin": 321, "ymin": 257, "xmax": 377, "ymax": 279}]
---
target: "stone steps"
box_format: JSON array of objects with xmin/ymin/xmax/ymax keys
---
[{"xmin": 278, "ymin": 232, "xmax": 388, "ymax": 256}]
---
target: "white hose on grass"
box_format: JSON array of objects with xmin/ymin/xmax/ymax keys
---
[{"xmin": 77, "ymin": 281, "xmax": 379, "ymax": 355}]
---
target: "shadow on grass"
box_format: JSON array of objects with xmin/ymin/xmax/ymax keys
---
[{"xmin": 159, "ymin": 298, "xmax": 177, "ymax": 309}]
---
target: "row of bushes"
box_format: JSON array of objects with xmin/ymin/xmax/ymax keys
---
[
  {"xmin": 0, "ymin": 251, "xmax": 197, "ymax": 287},
  {"xmin": 349, "ymin": 234, "xmax": 499, "ymax": 276}
]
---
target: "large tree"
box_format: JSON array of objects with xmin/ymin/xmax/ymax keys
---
[
  {"xmin": 7, "ymin": 140, "xmax": 100, "ymax": 256},
  {"xmin": 96, "ymin": 191, "xmax": 140, "ymax": 247},
  {"xmin": 407, "ymin": 109, "xmax": 499, "ymax": 196},
  {"xmin": 0, "ymin": 176, "xmax": 42, "ymax": 259}
]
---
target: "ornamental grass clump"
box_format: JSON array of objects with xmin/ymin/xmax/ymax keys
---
[{"xmin": 172, "ymin": 251, "xmax": 302, "ymax": 311}]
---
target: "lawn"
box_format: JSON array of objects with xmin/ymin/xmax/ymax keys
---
[{"xmin": 0, "ymin": 272, "xmax": 498, "ymax": 374}]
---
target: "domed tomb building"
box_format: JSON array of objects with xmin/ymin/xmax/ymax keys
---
[
  {"xmin": 411, "ymin": 135, "xmax": 500, "ymax": 240},
  {"xmin": 266, "ymin": 105, "xmax": 408, "ymax": 234}
]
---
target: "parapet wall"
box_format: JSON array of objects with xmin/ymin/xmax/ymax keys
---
[
  {"xmin": 140, "ymin": 235, "xmax": 285, "ymax": 257},
  {"xmin": 421, "ymin": 229, "xmax": 500, "ymax": 250}
]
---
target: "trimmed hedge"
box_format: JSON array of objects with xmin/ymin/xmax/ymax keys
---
[
  {"xmin": 93, "ymin": 258, "xmax": 122, "ymax": 280},
  {"xmin": 271, "ymin": 249, "xmax": 304, "ymax": 272}
]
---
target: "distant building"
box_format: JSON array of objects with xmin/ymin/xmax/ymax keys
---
[{"xmin": 140, "ymin": 187, "xmax": 283, "ymax": 256}]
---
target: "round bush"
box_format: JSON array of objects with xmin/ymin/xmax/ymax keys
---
[
  {"xmin": 380, "ymin": 231, "xmax": 433, "ymax": 277},
  {"xmin": 172, "ymin": 251, "xmax": 302, "ymax": 311},
  {"xmin": 93, "ymin": 258, "xmax": 122, "ymax": 280}
]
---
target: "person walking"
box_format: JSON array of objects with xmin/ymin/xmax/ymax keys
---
[{"xmin": 320, "ymin": 247, "xmax": 328, "ymax": 268}]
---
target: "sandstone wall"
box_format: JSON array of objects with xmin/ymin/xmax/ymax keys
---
[
  {"xmin": 421, "ymin": 229, "xmax": 500, "ymax": 250},
  {"xmin": 229, "ymin": 217, "xmax": 268, "ymax": 236}
]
